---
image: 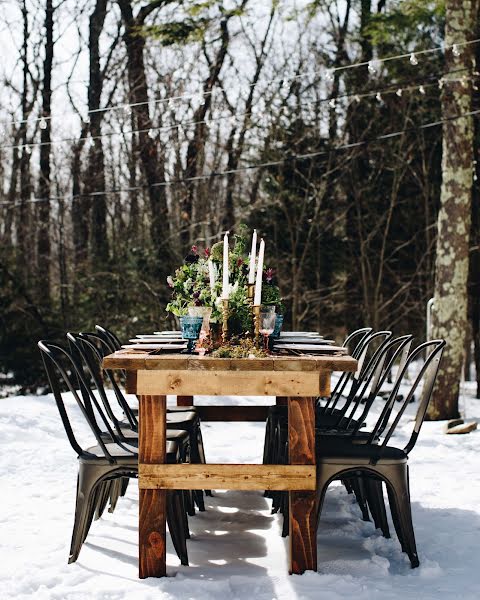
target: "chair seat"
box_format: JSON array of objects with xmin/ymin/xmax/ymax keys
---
[
  {"xmin": 166, "ymin": 411, "xmax": 197, "ymax": 425},
  {"xmin": 131, "ymin": 406, "xmax": 198, "ymax": 416},
  {"xmin": 317, "ymin": 438, "xmax": 407, "ymax": 462},
  {"xmin": 83, "ymin": 440, "xmax": 178, "ymax": 461}
]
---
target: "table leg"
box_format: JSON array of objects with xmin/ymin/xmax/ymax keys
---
[
  {"xmin": 139, "ymin": 394, "xmax": 167, "ymax": 578},
  {"xmin": 177, "ymin": 395, "xmax": 194, "ymax": 406},
  {"xmin": 288, "ymin": 396, "xmax": 317, "ymax": 574}
]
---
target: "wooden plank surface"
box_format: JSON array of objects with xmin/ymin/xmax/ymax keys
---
[
  {"xmin": 288, "ymin": 396, "xmax": 317, "ymax": 574},
  {"xmin": 136, "ymin": 369, "xmax": 324, "ymax": 396},
  {"xmin": 139, "ymin": 464, "xmax": 316, "ymax": 491},
  {"xmin": 102, "ymin": 351, "xmax": 357, "ymax": 373},
  {"xmin": 196, "ymin": 405, "xmax": 270, "ymax": 421},
  {"xmin": 138, "ymin": 395, "xmax": 167, "ymax": 579}
]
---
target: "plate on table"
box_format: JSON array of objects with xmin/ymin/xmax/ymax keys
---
[
  {"xmin": 153, "ymin": 331, "xmax": 182, "ymax": 336},
  {"xmin": 129, "ymin": 337, "xmax": 185, "ymax": 343},
  {"xmin": 275, "ymin": 337, "xmax": 334, "ymax": 345},
  {"xmin": 279, "ymin": 331, "xmax": 321, "ymax": 337},
  {"xmin": 121, "ymin": 343, "xmax": 186, "ymax": 351},
  {"xmin": 274, "ymin": 343, "xmax": 347, "ymax": 354}
]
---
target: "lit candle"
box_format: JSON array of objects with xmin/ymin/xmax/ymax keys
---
[
  {"xmin": 253, "ymin": 238, "xmax": 265, "ymax": 306},
  {"xmin": 248, "ymin": 229, "xmax": 257, "ymax": 284},
  {"xmin": 208, "ymin": 259, "xmax": 215, "ymax": 293},
  {"xmin": 222, "ymin": 232, "xmax": 229, "ymax": 299}
]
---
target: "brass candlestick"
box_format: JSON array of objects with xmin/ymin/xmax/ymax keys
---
[
  {"xmin": 252, "ymin": 304, "xmax": 261, "ymax": 346},
  {"xmin": 221, "ymin": 298, "xmax": 229, "ymax": 343},
  {"xmin": 247, "ymin": 283, "xmax": 255, "ymax": 305}
]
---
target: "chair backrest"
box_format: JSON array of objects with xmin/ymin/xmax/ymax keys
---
[
  {"xmin": 368, "ymin": 339, "xmax": 446, "ymax": 456},
  {"xmin": 38, "ymin": 341, "xmax": 136, "ymax": 463},
  {"xmin": 321, "ymin": 328, "xmax": 373, "ymax": 404},
  {"xmin": 67, "ymin": 333, "xmax": 137, "ymax": 438},
  {"xmin": 76, "ymin": 331, "xmax": 138, "ymax": 431},
  {"xmin": 346, "ymin": 334, "xmax": 414, "ymax": 432},
  {"xmin": 323, "ymin": 330, "xmax": 392, "ymax": 415},
  {"xmin": 94, "ymin": 325, "xmax": 122, "ymax": 351}
]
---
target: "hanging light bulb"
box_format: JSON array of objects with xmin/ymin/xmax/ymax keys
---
[
  {"xmin": 354, "ymin": 94, "xmax": 361, "ymax": 103},
  {"xmin": 123, "ymin": 105, "xmax": 132, "ymax": 117},
  {"xmin": 409, "ymin": 52, "xmax": 418, "ymax": 66},
  {"xmin": 452, "ymin": 44, "xmax": 461, "ymax": 57},
  {"xmin": 461, "ymin": 76, "xmax": 469, "ymax": 88},
  {"xmin": 88, "ymin": 136, "xmax": 95, "ymax": 148},
  {"xmin": 148, "ymin": 128, "xmax": 156, "ymax": 139},
  {"xmin": 328, "ymin": 98, "xmax": 336, "ymax": 108},
  {"xmin": 376, "ymin": 92, "xmax": 382, "ymax": 102},
  {"xmin": 325, "ymin": 69, "xmax": 334, "ymax": 82},
  {"xmin": 419, "ymin": 85, "xmax": 426, "ymax": 95},
  {"xmin": 396, "ymin": 88, "xmax": 403, "ymax": 97},
  {"xmin": 438, "ymin": 78, "xmax": 445, "ymax": 90},
  {"xmin": 39, "ymin": 116, "xmax": 47, "ymax": 130},
  {"xmin": 25, "ymin": 145, "xmax": 32, "ymax": 155},
  {"xmin": 84, "ymin": 114, "xmax": 90, "ymax": 124},
  {"xmin": 367, "ymin": 60, "xmax": 377, "ymax": 75}
]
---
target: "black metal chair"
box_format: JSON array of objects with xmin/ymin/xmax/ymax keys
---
[
  {"xmin": 38, "ymin": 340, "xmax": 189, "ymax": 565},
  {"xmin": 262, "ymin": 327, "xmax": 376, "ymax": 468},
  {"xmin": 315, "ymin": 339, "xmax": 445, "ymax": 568},
  {"xmin": 270, "ymin": 334, "xmax": 414, "ymax": 533},
  {"xmin": 67, "ymin": 331, "xmax": 207, "ymax": 515}
]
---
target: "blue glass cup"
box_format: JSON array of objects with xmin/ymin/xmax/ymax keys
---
[
  {"xmin": 180, "ymin": 316, "xmax": 203, "ymax": 353},
  {"xmin": 272, "ymin": 314, "xmax": 284, "ymax": 339}
]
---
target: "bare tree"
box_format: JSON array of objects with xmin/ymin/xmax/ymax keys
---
[{"xmin": 428, "ymin": 0, "xmax": 479, "ymax": 420}]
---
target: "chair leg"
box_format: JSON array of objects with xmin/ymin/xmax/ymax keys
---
[
  {"xmin": 386, "ymin": 485, "xmax": 406, "ymax": 551},
  {"xmin": 281, "ymin": 493, "xmax": 289, "ymax": 537},
  {"xmin": 108, "ymin": 478, "xmax": 122, "ymax": 514},
  {"xmin": 385, "ymin": 465, "xmax": 419, "ymax": 567},
  {"xmin": 95, "ymin": 481, "xmax": 112, "ymax": 520},
  {"xmin": 166, "ymin": 490, "xmax": 189, "ymax": 566},
  {"xmin": 196, "ymin": 426, "xmax": 212, "ymax": 498},
  {"xmin": 69, "ymin": 466, "xmax": 101, "ymax": 563},
  {"xmin": 342, "ymin": 478, "xmax": 354, "ymax": 494},
  {"xmin": 69, "ymin": 463, "xmax": 131, "ymax": 564},
  {"xmin": 351, "ymin": 476, "xmax": 370, "ymax": 521},
  {"xmin": 365, "ymin": 478, "xmax": 390, "ymax": 538},
  {"xmin": 120, "ymin": 477, "xmax": 129, "ymax": 496}
]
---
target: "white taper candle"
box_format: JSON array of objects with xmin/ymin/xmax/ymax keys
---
[
  {"xmin": 248, "ymin": 229, "xmax": 257, "ymax": 284},
  {"xmin": 222, "ymin": 232, "xmax": 229, "ymax": 299},
  {"xmin": 208, "ymin": 259, "xmax": 215, "ymax": 293},
  {"xmin": 253, "ymin": 238, "xmax": 265, "ymax": 306}
]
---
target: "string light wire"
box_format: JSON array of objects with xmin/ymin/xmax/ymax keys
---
[
  {"xmin": 2, "ymin": 106, "xmax": 479, "ymax": 209},
  {"xmin": 1, "ymin": 36, "xmax": 479, "ymax": 130},
  {"xmin": 1, "ymin": 68, "xmax": 476, "ymax": 153}
]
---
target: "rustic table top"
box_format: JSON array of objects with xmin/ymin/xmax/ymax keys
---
[{"xmin": 102, "ymin": 349, "xmax": 358, "ymax": 373}]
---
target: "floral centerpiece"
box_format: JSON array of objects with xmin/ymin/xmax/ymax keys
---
[{"xmin": 166, "ymin": 225, "xmax": 284, "ymax": 354}]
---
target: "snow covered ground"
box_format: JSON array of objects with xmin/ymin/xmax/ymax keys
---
[{"xmin": 0, "ymin": 385, "xmax": 479, "ymax": 600}]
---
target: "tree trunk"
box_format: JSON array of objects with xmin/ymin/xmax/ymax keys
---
[
  {"xmin": 223, "ymin": 4, "xmax": 275, "ymax": 232},
  {"xmin": 427, "ymin": 0, "xmax": 478, "ymax": 419},
  {"xmin": 183, "ymin": 18, "xmax": 230, "ymax": 247},
  {"xmin": 36, "ymin": 0, "xmax": 54, "ymax": 300},
  {"xmin": 16, "ymin": 1, "xmax": 32, "ymax": 279},
  {"xmin": 87, "ymin": 0, "xmax": 109, "ymax": 266},
  {"xmin": 118, "ymin": 0, "xmax": 173, "ymax": 275}
]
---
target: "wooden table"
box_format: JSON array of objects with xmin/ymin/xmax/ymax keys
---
[{"xmin": 102, "ymin": 351, "xmax": 357, "ymax": 578}]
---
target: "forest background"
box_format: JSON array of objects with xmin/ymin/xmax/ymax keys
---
[{"xmin": 0, "ymin": 0, "xmax": 478, "ymax": 401}]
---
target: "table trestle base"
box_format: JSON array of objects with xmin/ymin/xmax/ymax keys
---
[{"xmin": 139, "ymin": 463, "xmax": 316, "ymax": 491}]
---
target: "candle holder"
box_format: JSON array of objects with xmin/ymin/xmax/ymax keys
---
[
  {"xmin": 247, "ymin": 283, "xmax": 255, "ymax": 305},
  {"xmin": 221, "ymin": 298, "xmax": 229, "ymax": 343},
  {"xmin": 252, "ymin": 304, "xmax": 261, "ymax": 346}
]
